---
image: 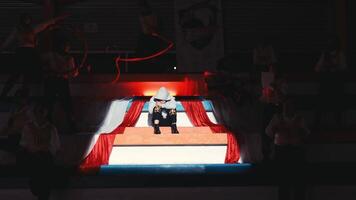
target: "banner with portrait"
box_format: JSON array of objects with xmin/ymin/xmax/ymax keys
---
[{"xmin": 175, "ymin": 0, "xmax": 224, "ymax": 72}]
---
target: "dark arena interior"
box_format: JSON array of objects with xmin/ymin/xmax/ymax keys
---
[{"xmin": 0, "ymin": 0, "xmax": 356, "ymax": 200}]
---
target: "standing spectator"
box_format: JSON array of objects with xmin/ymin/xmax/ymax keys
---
[
  {"xmin": 266, "ymin": 99, "xmax": 309, "ymax": 162},
  {"xmin": 315, "ymin": 38, "xmax": 347, "ymax": 72},
  {"xmin": 0, "ymin": 13, "xmax": 68, "ymax": 98},
  {"xmin": 314, "ymin": 37, "xmax": 347, "ymax": 130},
  {"xmin": 266, "ymin": 99, "xmax": 309, "ymax": 200},
  {"xmin": 41, "ymin": 28, "xmax": 87, "ymax": 134},
  {"xmin": 138, "ymin": 0, "xmax": 159, "ymax": 37},
  {"xmin": 135, "ymin": 0, "xmax": 165, "ymax": 72},
  {"xmin": 253, "ymin": 37, "xmax": 278, "ymax": 102},
  {"xmin": 253, "ymin": 38, "xmax": 277, "ymax": 73},
  {"xmin": 18, "ymin": 100, "xmax": 60, "ymax": 200},
  {"xmin": 260, "ymin": 75, "xmax": 287, "ymax": 162},
  {"xmin": 0, "ymin": 89, "xmax": 31, "ymax": 153}
]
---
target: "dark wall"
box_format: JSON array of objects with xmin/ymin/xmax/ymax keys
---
[
  {"xmin": 222, "ymin": 0, "xmax": 331, "ymax": 72},
  {"xmin": 223, "ymin": 0, "xmax": 330, "ymax": 53}
]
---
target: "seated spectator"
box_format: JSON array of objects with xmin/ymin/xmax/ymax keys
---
[{"xmin": 17, "ymin": 100, "xmax": 60, "ymax": 200}]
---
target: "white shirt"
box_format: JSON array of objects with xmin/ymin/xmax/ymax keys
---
[
  {"xmin": 315, "ymin": 50, "xmax": 347, "ymax": 72},
  {"xmin": 1, "ymin": 105, "xmax": 32, "ymax": 136},
  {"xmin": 20, "ymin": 121, "xmax": 60, "ymax": 156},
  {"xmin": 42, "ymin": 52, "xmax": 77, "ymax": 79},
  {"xmin": 266, "ymin": 114, "xmax": 309, "ymax": 146},
  {"xmin": 253, "ymin": 46, "xmax": 277, "ymax": 66}
]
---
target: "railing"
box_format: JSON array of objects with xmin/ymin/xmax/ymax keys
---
[{"xmin": 1, "ymin": 49, "xmax": 177, "ymax": 73}]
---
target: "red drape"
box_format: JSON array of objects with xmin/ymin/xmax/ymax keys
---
[
  {"xmin": 181, "ymin": 100, "xmax": 240, "ymax": 163},
  {"xmin": 79, "ymin": 99, "xmax": 145, "ymax": 173}
]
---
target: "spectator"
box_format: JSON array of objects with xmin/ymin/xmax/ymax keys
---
[
  {"xmin": 253, "ymin": 38, "xmax": 277, "ymax": 73},
  {"xmin": 266, "ymin": 99, "xmax": 309, "ymax": 161},
  {"xmin": 260, "ymin": 74, "xmax": 287, "ymax": 162},
  {"xmin": 17, "ymin": 100, "xmax": 60, "ymax": 200},
  {"xmin": 41, "ymin": 28, "xmax": 87, "ymax": 134},
  {"xmin": 253, "ymin": 37, "xmax": 278, "ymax": 103},
  {"xmin": 315, "ymin": 39, "xmax": 347, "ymax": 72},
  {"xmin": 266, "ymin": 99, "xmax": 309, "ymax": 200},
  {"xmin": 139, "ymin": 0, "xmax": 159, "ymax": 36},
  {"xmin": 0, "ymin": 13, "xmax": 69, "ymax": 98},
  {"xmin": 135, "ymin": 0, "xmax": 165, "ymax": 72},
  {"xmin": 0, "ymin": 89, "xmax": 31, "ymax": 153},
  {"xmin": 314, "ymin": 37, "xmax": 347, "ymax": 130}
]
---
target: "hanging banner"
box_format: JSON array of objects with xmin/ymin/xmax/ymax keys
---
[{"xmin": 175, "ymin": 0, "xmax": 224, "ymax": 72}]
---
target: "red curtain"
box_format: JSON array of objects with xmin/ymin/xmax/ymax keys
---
[
  {"xmin": 181, "ymin": 100, "xmax": 240, "ymax": 163},
  {"xmin": 79, "ymin": 99, "xmax": 145, "ymax": 173}
]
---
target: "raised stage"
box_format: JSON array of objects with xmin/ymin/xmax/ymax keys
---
[{"xmin": 81, "ymin": 98, "xmax": 238, "ymax": 168}]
